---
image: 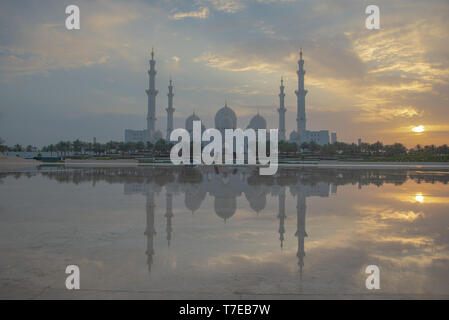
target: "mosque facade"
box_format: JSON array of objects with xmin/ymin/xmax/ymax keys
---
[{"xmin": 124, "ymin": 49, "xmax": 336, "ymax": 146}]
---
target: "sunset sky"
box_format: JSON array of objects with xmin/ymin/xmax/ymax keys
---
[{"xmin": 0, "ymin": 0, "xmax": 448, "ymax": 147}]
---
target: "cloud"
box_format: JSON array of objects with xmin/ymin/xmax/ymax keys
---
[
  {"xmin": 170, "ymin": 7, "xmax": 210, "ymax": 20},
  {"xmin": 355, "ymin": 106, "xmax": 424, "ymax": 123},
  {"xmin": 194, "ymin": 51, "xmax": 276, "ymax": 73},
  {"xmin": 1, "ymin": 0, "xmax": 448, "ymax": 146},
  {"xmin": 0, "ymin": 0, "xmax": 166, "ymax": 77},
  {"xmin": 197, "ymin": 0, "xmax": 247, "ymax": 13}
]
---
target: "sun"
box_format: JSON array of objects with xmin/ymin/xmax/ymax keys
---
[
  {"xmin": 415, "ymin": 193, "xmax": 424, "ymax": 203},
  {"xmin": 412, "ymin": 125, "xmax": 425, "ymax": 133}
]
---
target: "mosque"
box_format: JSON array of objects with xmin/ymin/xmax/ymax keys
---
[{"xmin": 124, "ymin": 49, "xmax": 336, "ymax": 146}]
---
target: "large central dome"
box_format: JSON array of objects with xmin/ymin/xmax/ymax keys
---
[{"xmin": 215, "ymin": 102, "xmax": 237, "ymax": 130}]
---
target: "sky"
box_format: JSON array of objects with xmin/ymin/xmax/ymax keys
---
[{"xmin": 0, "ymin": 0, "xmax": 448, "ymax": 147}]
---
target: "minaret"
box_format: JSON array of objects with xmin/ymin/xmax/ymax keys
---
[
  {"xmin": 146, "ymin": 48, "xmax": 158, "ymax": 142},
  {"xmin": 295, "ymin": 191, "xmax": 307, "ymax": 274},
  {"xmin": 166, "ymin": 78, "xmax": 175, "ymax": 141},
  {"xmin": 144, "ymin": 189, "xmax": 156, "ymax": 275},
  {"xmin": 164, "ymin": 191, "xmax": 173, "ymax": 246},
  {"xmin": 277, "ymin": 187, "xmax": 286, "ymax": 249},
  {"xmin": 278, "ymin": 77, "xmax": 287, "ymax": 141},
  {"xmin": 295, "ymin": 49, "xmax": 307, "ymax": 141}
]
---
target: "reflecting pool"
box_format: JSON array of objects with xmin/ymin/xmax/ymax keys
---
[{"xmin": 0, "ymin": 166, "xmax": 448, "ymax": 299}]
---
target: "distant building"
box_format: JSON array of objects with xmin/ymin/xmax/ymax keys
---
[
  {"xmin": 125, "ymin": 129, "xmax": 147, "ymax": 143},
  {"xmin": 331, "ymin": 132, "xmax": 337, "ymax": 144},
  {"xmin": 358, "ymin": 138, "xmax": 362, "ymax": 146}
]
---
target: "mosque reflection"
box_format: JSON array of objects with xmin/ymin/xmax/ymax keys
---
[
  {"xmin": 26, "ymin": 166, "xmax": 449, "ymax": 279},
  {"xmin": 124, "ymin": 166, "xmax": 333, "ymax": 275}
]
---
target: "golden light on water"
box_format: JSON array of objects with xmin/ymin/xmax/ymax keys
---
[
  {"xmin": 415, "ymin": 193, "xmax": 424, "ymax": 203},
  {"xmin": 412, "ymin": 125, "xmax": 425, "ymax": 133}
]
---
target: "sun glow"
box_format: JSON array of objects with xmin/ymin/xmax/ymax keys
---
[
  {"xmin": 415, "ymin": 193, "xmax": 424, "ymax": 203},
  {"xmin": 412, "ymin": 125, "xmax": 425, "ymax": 133}
]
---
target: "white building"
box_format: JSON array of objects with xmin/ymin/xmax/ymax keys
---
[
  {"xmin": 289, "ymin": 50, "xmax": 332, "ymax": 146},
  {"xmin": 125, "ymin": 49, "xmax": 162, "ymax": 143},
  {"xmin": 331, "ymin": 132, "xmax": 337, "ymax": 144},
  {"xmin": 125, "ymin": 49, "xmax": 336, "ymax": 147}
]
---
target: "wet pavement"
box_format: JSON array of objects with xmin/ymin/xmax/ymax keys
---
[{"xmin": 0, "ymin": 166, "xmax": 448, "ymax": 299}]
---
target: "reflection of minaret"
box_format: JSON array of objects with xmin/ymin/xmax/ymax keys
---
[
  {"xmin": 165, "ymin": 192, "xmax": 173, "ymax": 246},
  {"xmin": 146, "ymin": 48, "xmax": 158, "ymax": 141},
  {"xmin": 295, "ymin": 49, "xmax": 307, "ymax": 141},
  {"xmin": 295, "ymin": 192, "xmax": 307, "ymax": 274},
  {"xmin": 278, "ymin": 77, "xmax": 286, "ymax": 141},
  {"xmin": 277, "ymin": 187, "xmax": 286, "ymax": 249},
  {"xmin": 166, "ymin": 78, "xmax": 175, "ymax": 141},
  {"xmin": 144, "ymin": 190, "xmax": 156, "ymax": 275}
]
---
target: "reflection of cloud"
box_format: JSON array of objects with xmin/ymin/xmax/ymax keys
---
[
  {"xmin": 198, "ymin": 252, "xmax": 295, "ymax": 273},
  {"xmin": 380, "ymin": 192, "xmax": 449, "ymax": 205},
  {"xmin": 380, "ymin": 209, "xmax": 424, "ymax": 222},
  {"xmin": 375, "ymin": 236, "xmax": 433, "ymax": 247},
  {"xmin": 356, "ymin": 205, "xmax": 424, "ymax": 223}
]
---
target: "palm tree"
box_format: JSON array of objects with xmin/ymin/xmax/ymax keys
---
[{"xmin": 13, "ymin": 144, "xmax": 23, "ymax": 152}]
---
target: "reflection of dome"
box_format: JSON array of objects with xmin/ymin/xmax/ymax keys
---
[
  {"xmin": 290, "ymin": 131, "xmax": 299, "ymax": 141},
  {"xmin": 245, "ymin": 191, "xmax": 267, "ymax": 213},
  {"xmin": 185, "ymin": 112, "xmax": 205, "ymax": 133},
  {"xmin": 247, "ymin": 113, "xmax": 267, "ymax": 130},
  {"xmin": 249, "ymin": 195, "xmax": 266, "ymax": 213},
  {"xmin": 184, "ymin": 184, "xmax": 206, "ymax": 213},
  {"xmin": 185, "ymin": 192, "xmax": 205, "ymax": 213},
  {"xmin": 215, "ymin": 196, "xmax": 236, "ymax": 221},
  {"xmin": 215, "ymin": 102, "xmax": 237, "ymax": 130}
]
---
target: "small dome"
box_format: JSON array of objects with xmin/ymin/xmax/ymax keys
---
[
  {"xmin": 247, "ymin": 113, "xmax": 267, "ymax": 130},
  {"xmin": 215, "ymin": 102, "xmax": 237, "ymax": 130},
  {"xmin": 185, "ymin": 112, "xmax": 205, "ymax": 133},
  {"xmin": 290, "ymin": 130, "xmax": 300, "ymax": 141}
]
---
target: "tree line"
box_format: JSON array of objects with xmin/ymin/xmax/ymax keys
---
[
  {"xmin": 1, "ymin": 137, "xmax": 448, "ymax": 159},
  {"xmin": 278, "ymin": 140, "xmax": 449, "ymax": 157},
  {"xmin": 0, "ymin": 138, "xmax": 173, "ymax": 156}
]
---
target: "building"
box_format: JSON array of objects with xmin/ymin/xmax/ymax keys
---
[
  {"xmin": 125, "ymin": 49, "xmax": 336, "ymax": 146},
  {"xmin": 331, "ymin": 132, "xmax": 337, "ymax": 144},
  {"xmin": 278, "ymin": 77, "xmax": 286, "ymax": 141},
  {"xmin": 125, "ymin": 49, "xmax": 162, "ymax": 143},
  {"xmin": 289, "ymin": 49, "xmax": 331, "ymax": 146}
]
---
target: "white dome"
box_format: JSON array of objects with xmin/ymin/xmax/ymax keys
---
[
  {"xmin": 247, "ymin": 113, "xmax": 267, "ymax": 130},
  {"xmin": 215, "ymin": 103, "xmax": 237, "ymax": 130},
  {"xmin": 185, "ymin": 113, "xmax": 205, "ymax": 133}
]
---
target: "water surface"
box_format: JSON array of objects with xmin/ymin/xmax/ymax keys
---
[{"xmin": 0, "ymin": 167, "xmax": 448, "ymax": 299}]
